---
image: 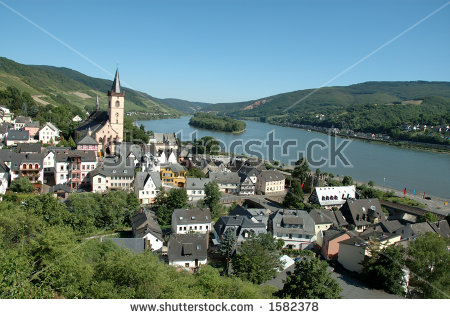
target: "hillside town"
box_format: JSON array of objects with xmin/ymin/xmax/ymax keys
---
[{"xmin": 0, "ymin": 69, "xmax": 448, "ymax": 299}]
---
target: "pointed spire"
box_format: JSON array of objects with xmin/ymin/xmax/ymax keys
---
[
  {"xmin": 96, "ymin": 95, "xmax": 99, "ymax": 110},
  {"xmin": 111, "ymin": 66, "xmax": 121, "ymax": 94}
]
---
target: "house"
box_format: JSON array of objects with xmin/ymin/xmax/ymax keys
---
[
  {"xmin": 90, "ymin": 161, "xmax": 135, "ymax": 192},
  {"xmin": 154, "ymin": 149, "xmax": 177, "ymax": 164},
  {"xmin": 0, "ymin": 122, "xmax": 13, "ymax": 141},
  {"xmin": 5, "ymin": 129, "xmax": 30, "ymax": 146},
  {"xmin": 213, "ymin": 215, "xmax": 266, "ymax": 246},
  {"xmin": 55, "ymin": 150, "xmax": 98, "ymax": 189},
  {"xmin": 72, "ymin": 115, "xmax": 83, "ymax": 122},
  {"xmin": 0, "ymin": 162, "xmax": 9, "ymax": 197},
  {"xmin": 13, "ymin": 116, "xmax": 32, "ymax": 130},
  {"xmin": 149, "ymin": 132, "xmax": 178, "ymax": 153},
  {"xmin": 171, "ymin": 208, "xmax": 212, "ymax": 235},
  {"xmin": 8, "ymin": 152, "xmax": 45, "ymax": 184},
  {"xmin": 185, "ymin": 177, "xmax": 211, "ymax": 201},
  {"xmin": 393, "ymin": 221, "xmax": 438, "ymax": 240},
  {"xmin": 271, "ymin": 209, "xmax": 316, "ymax": 250},
  {"xmin": 0, "ymin": 106, "xmax": 12, "ymax": 123},
  {"xmin": 320, "ymin": 229, "xmax": 353, "ymax": 260},
  {"xmin": 167, "ymin": 233, "xmax": 208, "ymax": 268},
  {"xmin": 229, "ymin": 205, "xmax": 269, "ymax": 227},
  {"xmin": 255, "ymin": 170, "xmax": 285, "ymax": 195},
  {"xmin": 237, "ymin": 166, "xmax": 259, "ymax": 196},
  {"xmin": 309, "ymin": 209, "xmax": 335, "ymax": 245},
  {"xmin": 131, "ymin": 208, "xmax": 164, "ymax": 251},
  {"xmin": 309, "ymin": 185, "xmax": 356, "ymax": 208},
  {"xmin": 76, "ymin": 134, "xmax": 99, "ymax": 153},
  {"xmin": 207, "ymin": 171, "xmax": 240, "ymax": 194},
  {"xmin": 24, "ymin": 121, "xmax": 40, "ymax": 139},
  {"xmin": 160, "ymin": 163, "xmax": 186, "ymax": 187},
  {"xmin": 429, "ymin": 220, "xmax": 450, "ymax": 239},
  {"xmin": 338, "ymin": 231, "xmax": 401, "ymax": 272},
  {"xmin": 134, "ymin": 171, "xmax": 161, "ymax": 204},
  {"xmin": 340, "ymin": 198, "xmax": 385, "ymax": 232},
  {"xmin": 50, "ymin": 184, "xmax": 73, "ymax": 199},
  {"xmin": 141, "ymin": 152, "xmax": 161, "ymax": 172}
]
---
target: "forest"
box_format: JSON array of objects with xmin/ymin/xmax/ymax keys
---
[{"xmin": 189, "ymin": 113, "xmax": 246, "ymax": 133}]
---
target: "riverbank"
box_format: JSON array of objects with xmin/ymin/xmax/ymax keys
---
[{"xmin": 246, "ymin": 118, "xmax": 450, "ymax": 154}]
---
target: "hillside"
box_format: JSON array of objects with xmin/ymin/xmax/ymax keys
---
[
  {"xmin": 156, "ymin": 98, "xmax": 211, "ymax": 114},
  {"xmin": 203, "ymin": 81, "xmax": 450, "ymax": 118},
  {"xmin": 0, "ymin": 57, "xmax": 183, "ymax": 118}
]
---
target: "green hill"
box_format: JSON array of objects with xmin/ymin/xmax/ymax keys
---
[
  {"xmin": 203, "ymin": 81, "xmax": 450, "ymax": 119},
  {"xmin": 156, "ymin": 98, "xmax": 211, "ymax": 114},
  {"xmin": 0, "ymin": 57, "xmax": 183, "ymax": 117}
]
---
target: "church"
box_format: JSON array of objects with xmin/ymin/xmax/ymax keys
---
[{"xmin": 75, "ymin": 67, "xmax": 125, "ymax": 155}]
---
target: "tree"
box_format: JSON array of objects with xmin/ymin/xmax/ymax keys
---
[
  {"xmin": 292, "ymin": 157, "xmax": 310, "ymax": 182},
  {"xmin": 361, "ymin": 243, "xmax": 406, "ymax": 295},
  {"xmin": 204, "ymin": 182, "xmax": 221, "ymax": 219},
  {"xmin": 217, "ymin": 228, "xmax": 236, "ymax": 274},
  {"xmin": 9, "ymin": 178, "xmax": 34, "ymax": 193},
  {"xmin": 368, "ymin": 180, "xmax": 375, "ymax": 187},
  {"xmin": 277, "ymin": 256, "xmax": 341, "ymax": 299},
  {"xmin": 342, "ymin": 175, "xmax": 354, "ymax": 186},
  {"xmin": 232, "ymin": 233, "xmax": 282, "ymax": 284},
  {"xmin": 153, "ymin": 188, "xmax": 187, "ymax": 226},
  {"xmin": 67, "ymin": 136, "xmax": 76, "ymax": 148},
  {"xmin": 406, "ymin": 232, "xmax": 450, "ymax": 298},
  {"xmin": 282, "ymin": 179, "xmax": 304, "ymax": 209},
  {"xmin": 418, "ymin": 212, "xmax": 438, "ymax": 223},
  {"xmin": 186, "ymin": 167, "xmax": 206, "ymax": 178}
]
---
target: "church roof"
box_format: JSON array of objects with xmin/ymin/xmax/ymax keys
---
[
  {"xmin": 76, "ymin": 134, "xmax": 98, "ymax": 145},
  {"xmin": 75, "ymin": 110, "xmax": 108, "ymax": 135},
  {"xmin": 111, "ymin": 67, "xmax": 121, "ymax": 94}
]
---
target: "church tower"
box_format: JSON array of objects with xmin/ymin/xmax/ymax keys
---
[{"xmin": 108, "ymin": 67, "xmax": 125, "ymax": 143}]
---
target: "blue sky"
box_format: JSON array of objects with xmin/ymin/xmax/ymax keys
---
[{"xmin": 1, "ymin": 0, "xmax": 449, "ymax": 103}]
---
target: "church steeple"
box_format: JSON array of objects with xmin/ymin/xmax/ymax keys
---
[{"xmin": 111, "ymin": 67, "xmax": 121, "ymax": 94}]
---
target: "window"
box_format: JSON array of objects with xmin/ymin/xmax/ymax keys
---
[
  {"xmin": 115, "ymin": 101, "xmax": 120, "ymax": 107},
  {"xmin": 98, "ymin": 178, "xmax": 101, "ymax": 183}
]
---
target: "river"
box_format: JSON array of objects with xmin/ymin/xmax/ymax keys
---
[{"xmin": 138, "ymin": 116, "xmax": 450, "ymax": 199}]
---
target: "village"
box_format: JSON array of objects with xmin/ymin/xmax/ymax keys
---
[{"xmin": 0, "ymin": 70, "xmax": 448, "ymax": 298}]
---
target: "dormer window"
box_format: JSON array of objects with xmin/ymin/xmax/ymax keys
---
[{"xmin": 113, "ymin": 170, "xmax": 116, "ymax": 173}]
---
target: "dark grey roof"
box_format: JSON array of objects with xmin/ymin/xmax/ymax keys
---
[
  {"xmin": 0, "ymin": 122, "xmax": 13, "ymax": 134},
  {"xmin": 102, "ymin": 237, "xmax": 146, "ymax": 253},
  {"xmin": 161, "ymin": 163, "xmax": 185, "ymax": 173},
  {"xmin": 257, "ymin": 170, "xmax": 286, "ymax": 182},
  {"xmin": 310, "ymin": 209, "xmax": 337, "ymax": 225},
  {"xmin": 208, "ymin": 171, "xmax": 240, "ymax": 184},
  {"xmin": 185, "ymin": 177, "xmax": 211, "ymax": 190},
  {"xmin": 238, "ymin": 165, "xmax": 260, "ymax": 177},
  {"xmin": 0, "ymin": 162, "xmax": 9, "ymax": 173},
  {"xmin": 394, "ymin": 222, "xmax": 437, "ymax": 239},
  {"xmin": 55, "ymin": 150, "xmax": 97, "ymax": 162},
  {"xmin": 6, "ymin": 129, "xmax": 29, "ymax": 141},
  {"xmin": 93, "ymin": 160, "xmax": 135, "ymax": 178},
  {"xmin": 380, "ymin": 220, "xmax": 404, "ymax": 233},
  {"xmin": 229, "ymin": 205, "xmax": 268, "ymax": 226},
  {"xmin": 323, "ymin": 229, "xmax": 347, "ymax": 241},
  {"xmin": 111, "ymin": 67, "xmax": 121, "ymax": 94},
  {"xmin": 334, "ymin": 210, "xmax": 349, "ymax": 227},
  {"xmin": 172, "ymin": 208, "xmax": 211, "ymax": 226},
  {"xmin": 51, "ymin": 184, "xmax": 72, "ymax": 193},
  {"xmin": 75, "ymin": 110, "xmax": 109, "ymax": 136},
  {"xmin": 339, "ymin": 231, "xmax": 399, "ymax": 247},
  {"xmin": 76, "ymin": 134, "xmax": 98, "ymax": 145},
  {"xmin": 429, "ymin": 220, "xmax": 450, "ymax": 238},
  {"xmin": 168, "ymin": 233, "xmax": 207, "ymax": 261},
  {"xmin": 214, "ymin": 215, "xmax": 266, "ymax": 243},
  {"xmin": 341, "ymin": 198, "xmax": 384, "ymax": 227},
  {"xmin": 17, "ymin": 143, "xmax": 41, "ymax": 154},
  {"xmin": 131, "ymin": 208, "xmax": 163, "ymax": 241},
  {"xmin": 25, "ymin": 121, "xmax": 40, "ymax": 128},
  {"xmin": 272, "ymin": 209, "xmax": 315, "ymax": 236},
  {"xmin": 14, "ymin": 116, "xmax": 32, "ymax": 124},
  {"xmin": 10, "ymin": 152, "xmax": 45, "ymax": 167}
]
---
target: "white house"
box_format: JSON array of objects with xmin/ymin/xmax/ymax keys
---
[
  {"xmin": 168, "ymin": 233, "xmax": 208, "ymax": 269},
  {"xmin": 271, "ymin": 209, "xmax": 316, "ymax": 250},
  {"xmin": 0, "ymin": 162, "xmax": 9, "ymax": 197},
  {"xmin": 72, "ymin": 115, "xmax": 83, "ymax": 122},
  {"xmin": 38, "ymin": 122, "xmax": 60, "ymax": 145},
  {"xmin": 255, "ymin": 170, "xmax": 285, "ymax": 195},
  {"xmin": 54, "ymin": 150, "xmax": 97, "ymax": 189},
  {"xmin": 208, "ymin": 171, "xmax": 240, "ymax": 194},
  {"xmin": 171, "ymin": 208, "xmax": 212, "ymax": 235},
  {"xmin": 0, "ymin": 106, "xmax": 12, "ymax": 123},
  {"xmin": 185, "ymin": 177, "xmax": 211, "ymax": 201},
  {"xmin": 309, "ymin": 185, "xmax": 356, "ymax": 209},
  {"xmin": 134, "ymin": 171, "xmax": 162, "ymax": 204},
  {"xmin": 91, "ymin": 171, "xmax": 107, "ymax": 193}
]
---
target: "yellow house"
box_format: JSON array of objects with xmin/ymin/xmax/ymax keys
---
[{"xmin": 160, "ymin": 163, "xmax": 186, "ymax": 187}]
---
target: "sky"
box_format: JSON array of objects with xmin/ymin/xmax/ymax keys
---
[{"xmin": 0, "ymin": 0, "xmax": 449, "ymax": 103}]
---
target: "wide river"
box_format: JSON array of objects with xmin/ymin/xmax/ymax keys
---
[{"xmin": 139, "ymin": 116, "xmax": 450, "ymax": 199}]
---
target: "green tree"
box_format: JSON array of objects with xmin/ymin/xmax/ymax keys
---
[
  {"xmin": 9, "ymin": 178, "xmax": 34, "ymax": 193},
  {"xmin": 153, "ymin": 188, "xmax": 187, "ymax": 226},
  {"xmin": 292, "ymin": 157, "xmax": 310, "ymax": 182},
  {"xmin": 204, "ymin": 181, "xmax": 221, "ymax": 219},
  {"xmin": 217, "ymin": 228, "xmax": 236, "ymax": 274},
  {"xmin": 362, "ymin": 243, "xmax": 406, "ymax": 295},
  {"xmin": 418, "ymin": 212, "xmax": 438, "ymax": 223},
  {"xmin": 406, "ymin": 232, "xmax": 450, "ymax": 298},
  {"xmin": 282, "ymin": 179, "xmax": 304, "ymax": 209},
  {"xmin": 186, "ymin": 167, "xmax": 206, "ymax": 178},
  {"xmin": 277, "ymin": 256, "xmax": 342, "ymax": 299},
  {"xmin": 342, "ymin": 175, "xmax": 354, "ymax": 186},
  {"xmin": 368, "ymin": 180, "xmax": 375, "ymax": 187},
  {"xmin": 232, "ymin": 233, "xmax": 282, "ymax": 284},
  {"xmin": 67, "ymin": 136, "xmax": 76, "ymax": 148}
]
